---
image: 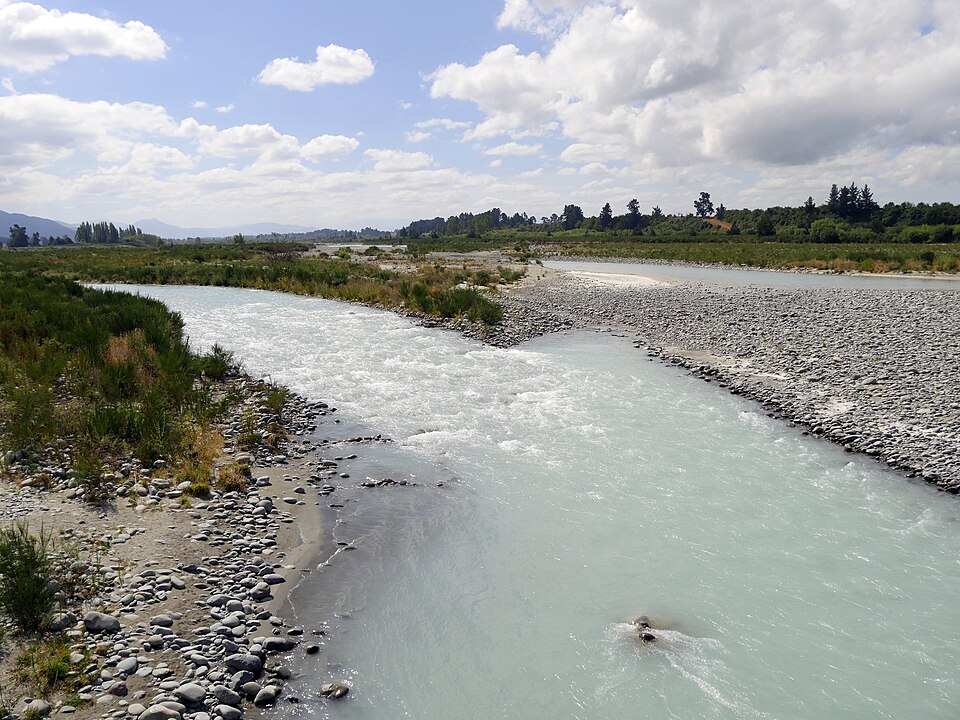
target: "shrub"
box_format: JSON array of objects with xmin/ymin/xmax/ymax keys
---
[
  {"xmin": 810, "ymin": 218, "xmax": 840, "ymax": 243},
  {"xmin": 237, "ymin": 408, "xmax": 262, "ymax": 451},
  {"xmin": 16, "ymin": 635, "xmax": 82, "ymax": 696},
  {"xmin": 216, "ymin": 463, "xmax": 249, "ymax": 494},
  {"xmin": 0, "ymin": 522, "xmax": 57, "ymax": 633},
  {"xmin": 199, "ymin": 344, "xmax": 237, "ymax": 381},
  {"xmin": 263, "ymin": 384, "xmax": 289, "ymax": 417}
]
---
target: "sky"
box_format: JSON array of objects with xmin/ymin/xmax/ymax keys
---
[{"xmin": 0, "ymin": 0, "xmax": 958, "ymax": 230}]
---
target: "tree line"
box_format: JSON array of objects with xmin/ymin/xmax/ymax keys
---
[
  {"xmin": 397, "ymin": 185, "xmax": 960, "ymax": 244},
  {"xmin": 5, "ymin": 221, "xmax": 162, "ymax": 248}
]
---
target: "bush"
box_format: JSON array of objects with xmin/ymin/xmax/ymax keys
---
[
  {"xmin": 0, "ymin": 522, "xmax": 57, "ymax": 633},
  {"xmin": 198, "ymin": 344, "xmax": 237, "ymax": 381},
  {"xmin": 810, "ymin": 218, "xmax": 840, "ymax": 243},
  {"xmin": 216, "ymin": 463, "xmax": 249, "ymax": 494}
]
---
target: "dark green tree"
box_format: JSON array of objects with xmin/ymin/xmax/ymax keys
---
[
  {"xmin": 626, "ymin": 198, "xmax": 640, "ymax": 229},
  {"xmin": 715, "ymin": 203, "xmax": 726, "ymax": 221},
  {"xmin": 826, "ymin": 184, "xmax": 840, "ymax": 214},
  {"xmin": 694, "ymin": 192, "xmax": 714, "ymax": 217},
  {"xmin": 75, "ymin": 222, "xmax": 92, "ymax": 244},
  {"xmin": 858, "ymin": 184, "xmax": 878, "ymax": 219},
  {"xmin": 598, "ymin": 202, "xmax": 613, "ymax": 230},
  {"xmin": 804, "ymin": 196, "xmax": 816, "ymax": 214},
  {"xmin": 561, "ymin": 204, "xmax": 584, "ymax": 230},
  {"xmin": 8, "ymin": 225, "xmax": 28, "ymax": 247},
  {"xmin": 756, "ymin": 213, "xmax": 775, "ymax": 236},
  {"xmin": 650, "ymin": 206, "xmax": 664, "ymax": 222}
]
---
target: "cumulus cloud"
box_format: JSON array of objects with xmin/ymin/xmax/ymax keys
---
[
  {"xmin": 364, "ymin": 149, "xmax": 434, "ymax": 172},
  {"xmin": 301, "ymin": 134, "xmax": 360, "ymax": 161},
  {"xmin": 0, "ymin": 93, "xmax": 185, "ymax": 168},
  {"xmin": 431, "ymin": 0, "xmax": 960, "ymax": 176},
  {"xmin": 257, "ymin": 44, "xmax": 374, "ymax": 91},
  {"xmin": 0, "ymin": 2, "xmax": 166, "ymax": 72},
  {"xmin": 405, "ymin": 131, "xmax": 431, "ymax": 143},
  {"xmin": 192, "ymin": 100, "xmax": 207, "ymax": 109},
  {"xmin": 198, "ymin": 124, "xmax": 299, "ymax": 161},
  {"xmin": 485, "ymin": 141, "xmax": 542, "ymax": 156},
  {"xmin": 215, "ymin": 103, "xmax": 235, "ymax": 114}
]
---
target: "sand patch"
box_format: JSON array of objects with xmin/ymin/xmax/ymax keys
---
[{"xmin": 570, "ymin": 271, "xmax": 672, "ymax": 287}]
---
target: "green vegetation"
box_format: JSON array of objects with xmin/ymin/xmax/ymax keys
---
[
  {"xmin": 0, "ymin": 242, "xmax": 507, "ymax": 324},
  {"xmin": 0, "ymin": 274, "xmax": 240, "ymax": 495},
  {"xmin": 15, "ymin": 634, "xmax": 89, "ymax": 698},
  {"xmin": 0, "ymin": 522, "xmax": 57, "ymax": 633},
  {"xmin": 393, "ymin": 185, "xmax": 960, "ymax": 273},
  {"xmin": 546, "ymin": 241, "xmax": 960, "ymax": 273}
]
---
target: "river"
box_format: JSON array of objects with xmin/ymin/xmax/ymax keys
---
[
  {"xmin": 543, "ymin": 259, "xmax": 960, "ymax": 290},
  {"xmin": 102, "ymin": 284, "xmax": 960, "ymax": 719}
]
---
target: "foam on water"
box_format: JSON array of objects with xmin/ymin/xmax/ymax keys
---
[{"xmin": 98, "ymin": 285, "xmax": 960, "ymax": 719}]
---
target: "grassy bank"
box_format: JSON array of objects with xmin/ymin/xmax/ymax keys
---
[
  {"xmin": 0, "ymin": 274, "xmax": 237, "ymax": 499},
  {"xmin": 0, "ymin": 243, "xmax": 506, "ymax": 324},
  {"xmin": 542, "ymin": 240, "xmax": 960, "ymax": 273},
  {"xmin": 401, "ymin": 231, "xmax": 960, "ymax": 273}
]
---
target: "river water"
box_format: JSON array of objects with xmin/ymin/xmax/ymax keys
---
[
  {"xmin": 543, "ymin": 259, "xmax": 960, "ymax": 290},
  {"xmin": 103, "ymin": 284, "xmax": 960, "ymax": 719}
]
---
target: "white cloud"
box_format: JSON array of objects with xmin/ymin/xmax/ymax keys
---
[
  {"xmin": 0, "ymin": 2, "xmax": 166, "ymax": 72},
  {"xmin": 405, "ymin": 131, "xmax": 431, "ymax": 143},
  {"xmin": 416, "ymin": 118, "xmax": 472, "ymax": 131},
  {"xmin": 192, "ymin": 100, "xmax": 207, "ymax": 109},
  {"xmin": 198, "ymin": 124, "xmax": 299, "ymax": 161},
  {"xmin": 364, "ymin": 148, "xmax": 434, "ymax": 172},
  {"xmin": 431, "ymin": 0, "xmax": 960, "ymax": 176},
  {"xmin": 1, "ymin": 76, "xmax": 13, "ymax": 93},
  {"xmin": 215, "ymin": 103, "xmax": 235, "ymax": 114},
  {"xmin": 0, "ymin": 93, "xmax": 185, "ymax": 168},
  {"xmin": 301, "ymin": 134, "xmax": 360, "ymax": 161},
  {"xmin": 257, "ymin": 44, "xmax": 374, "ymax": 91},
  {"xmin": 399, "ymin": 101, "xmax": 413, "ymax": 110},
  {"xmin": 490, "ymin": 159, "xmax": 503, "ymax": 167},
  {"xmin": 485, "ymin": 141, "xmax": 542, "ymax": 156}
]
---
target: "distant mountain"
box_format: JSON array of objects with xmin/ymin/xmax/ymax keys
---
[
  {"xmin": 134, "ymin": 218, "xmax": 315, "ymax": 240},
  {"xmin": 1, "ymin": 210, "xmax": 74, "ymax": 239}
]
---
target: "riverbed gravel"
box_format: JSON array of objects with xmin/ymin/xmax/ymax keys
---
[{"xmin": 487, "ymin": 267, "xmax": 960, "ymax": 492}]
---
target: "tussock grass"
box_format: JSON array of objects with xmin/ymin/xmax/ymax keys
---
[{"xmin": 0, "ymin": 522, "xmax": 57, "ymax": 633}]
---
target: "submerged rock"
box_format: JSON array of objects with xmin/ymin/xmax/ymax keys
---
[{"xmin": 319, "ymin": 682, "xmax": 350, "ymax": 699}]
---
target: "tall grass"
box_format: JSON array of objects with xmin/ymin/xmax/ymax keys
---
[
  {"xmin": 0, "ymin": 274, "xmax": 239, "ymax": 492},
  {"xmin": 0, "ymin": 243, "xmax": 506, "ymax": 324},
  {"xmin": 0, "ymin": 522, "xmax": 57, "ymax": 633}
]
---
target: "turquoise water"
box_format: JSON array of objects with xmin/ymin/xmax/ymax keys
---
[{"xmin": 102, "ymin": 285, "xmax": 960, "ymax": 719}]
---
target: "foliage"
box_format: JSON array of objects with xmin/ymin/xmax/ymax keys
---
[
  {"xmin": 215, "ymin": 462, "xmax": 249, "ymax": 494},
  {"xmin": 0, "ymin": 274, "xmax": 234, "ymax": 490},
  {"xmin": 15, "ymin": 635, "xmax": 86, "ymax": 697},
  {"xmin": 0, "ymin": 242, "xmax": 506, "ymax": 324},
  {"xmin": 0, "ymin": 522, "xmax": 57, "ymax": 633}
]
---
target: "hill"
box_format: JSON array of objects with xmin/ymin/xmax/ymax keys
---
[
  {"xmin": 0, "ymin": 210, "xmax": 74, "ymax": 239},
  {"xmin": 134, "ymin": 218, "xmax": 315, "ymax": 240}
]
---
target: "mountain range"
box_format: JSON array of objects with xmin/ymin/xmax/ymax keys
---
[
  {"xmin": 2, "ymin": 209, "xmax": 327, "ymax": 241},
  {"xmin": 0, "ymin": 210, "xmax": 75, "ymax": 239}
]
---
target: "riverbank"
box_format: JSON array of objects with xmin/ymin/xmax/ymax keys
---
[
  {"xmin": 0, "ymin": 378, "xmax": 368, "ymax": 719},
  {"xmin": 486, "ymin": 263, "xmax": 960, "ymax": 492}
]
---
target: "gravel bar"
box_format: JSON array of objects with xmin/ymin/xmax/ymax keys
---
[{"xmin": 484, "ymin": 269, "xmax": 960, "ymax": 493}]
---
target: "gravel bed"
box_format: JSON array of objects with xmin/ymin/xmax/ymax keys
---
[{"xmin": 488, "ymin": 271, "xmax": 960, "ymax": 492}]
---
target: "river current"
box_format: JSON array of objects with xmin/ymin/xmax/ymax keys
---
[{"xmin": 102, "ymin": 284, "xmax": 960, "ymax": 719}]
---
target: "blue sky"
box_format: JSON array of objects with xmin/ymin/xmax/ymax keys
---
[{"xmin": 1, "ymin": 0, "xmax": 958, "ymax": 230}]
